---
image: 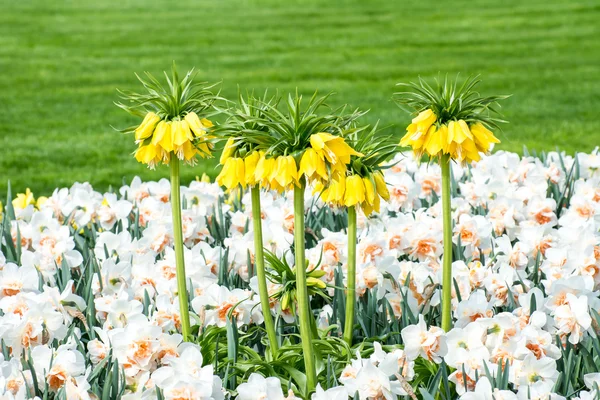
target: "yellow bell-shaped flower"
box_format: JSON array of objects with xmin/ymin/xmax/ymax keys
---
[
  {"xmin": 217, "ymin": 157, "xmax": 245, "ymax": 190},
  {"xmin": 220, "ymin": 138, "xmax": 236, "ymax": 165},
  {"xmin": 172, "ymin": 120, "xmax": 193, "ymax": 147},
  {"xmin": 373, "ymin": 171, "xmax": 390, "ymax": 201},
  {"xmin": 273, "ymin": 156, "xmax": 298, "ymax": 188},
  {"xmin": 344, "ymin": 175, "xmax": 365, "ymax": 207},
  {"xmin": 470, "ymin": 122, "xmax": 500, "ymax": 153},
  {"xmin": 299, "ymin": 148, "xmax": 328, "ymax": 183},
  {"xmin": 135, "ymin": 143, "xmax": 160, "ymax": 166},
  {"xmin": 244, "ymin": 151, "xmax": 261, "ymax": 186},
  {"xmin": 152, "ymin": 121, "xmax": 173, "ymax": 153},
  {"xmin": 135, "ymin": 112, "xmax": 161, "ymax": 141},
  {"xmin": 309, "ymin": 132, "xmax": 362, "ymax": 167},
  {"xmin": 254, "ymin": 155, "xmax": 276, "ymax": 187}
]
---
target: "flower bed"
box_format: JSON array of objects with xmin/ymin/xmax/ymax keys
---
[{"xmin": 1, "ymin": 149, "xmax": 599, "ymax": 399}]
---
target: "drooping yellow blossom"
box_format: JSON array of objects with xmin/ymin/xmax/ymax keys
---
[
  {"xmin": 399, "ymin": 109, "xmax": 438, "ymax": 156},
  {"xmin": 447, "ymin": 120, "xmax": 480, "ymax": 163},
  {"xmin": 186, "ymin": 113, "xmax": 214, "ymax": 157},
  {"xmin": 131, "ymin": 111, "xmax": 214, "ymax": 167},
  {"xmin": 344, "ymin": 175, "xmax": 366, "ymax": 207},
  {"xmin": 244, "ymin": 151, "xmax": 262, "ymax": 186},
  {"xmin": 470, "ymin": 122, "xmax": 500, "ymax": 153},
  {"xmin": 172, "ymin": 120, "xmax": 193, "ymax": 147},
  {"xmin": 220, "ymin": 138, "xmax": 237, "ymax": 165},
  {"xmin": 309, "ymin": 132, "xmax": 362, "ymax": 176},
  {"xmin": 135, "ymin": 112, "xmax": 161, "ymax": 141},
  {"xmin": 272, "ymin": 156, "xmax": 299, "ymax": 189},
  {"xmin": 373, "ymin": 171, "xmax": 390, "ymax": 201},
  {"xmin": 185, "ymin": 112, "xmax": 212, "ymax": 138},
  {"xmin": 151, "ymin": 120, "xmax": 174, "ymax": 153},
  {"xmin": 134, "ymin": 143, "xmax": 162, "ymax": 166},
  {"xmin": 299, "ymin": 148, "xmax": 328, "ymax": 183},
  {"xmin": 423, "ymin": 125, "xmax": 447, "ymax": 156},
  {"xmin": 254, "ymin": 155, "xmax": 277, "ymax": 188},
  {"xmin": 400, "ymin": 108, "xmax": 500, "ymax": 164},
  {"xmin": 216, "ymin": 157, "xmax": 245, "ymax": 190},
  {"xmin": 363, "ymin": 177, "xmax": 375, "ymax": 205},
  {"xmin": 320, "ymin": 174, "xmax": 346, "ymax": 206}
]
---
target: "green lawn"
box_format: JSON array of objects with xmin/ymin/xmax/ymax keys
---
[{"xmin": 1, "ymin": 0, "xmax": 599, "ymax": 195}]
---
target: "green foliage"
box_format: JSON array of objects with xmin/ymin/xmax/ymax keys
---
[
  {"xmin": 116, "ymin": 63, "xmax": 220, "ymax": 122},
  {"xmin": 394, "ymin": 75, "xmax": 509, "ymax": 129}
]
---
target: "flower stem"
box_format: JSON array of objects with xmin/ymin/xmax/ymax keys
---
[
  {"xmin": 294, "ymin": 179, "xmax": 317, "ymax": 393},
  {"xmin": 170, "ymin": 157, "xmax": 191, "ymax": 341},
  {"xmin": 343, "ymin": 205, "xmax": 357, "ymax": 345},
  {"xmin": 440, "ymin": 154, "xmax": 453, "ymax": 332},
  {"xmin": 251, "ymin": 185, "xmax": 279, "ymax": 353}
]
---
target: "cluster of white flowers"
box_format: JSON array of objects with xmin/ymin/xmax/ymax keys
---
[{"xmin": 0, "ymin": 148, "xmax": 599, "ymax": 398}]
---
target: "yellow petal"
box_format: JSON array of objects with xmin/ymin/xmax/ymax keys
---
[
  {"xmin": 152, "ymin": 121, "xmax": 173, "ymax": 152},
  {"xmin": 220, "ymin": 138, "xmax": 236, "ymax": 165},
  {"xmin": 135, "ymin": 112, "xmax": 161, "ymax": 141}
]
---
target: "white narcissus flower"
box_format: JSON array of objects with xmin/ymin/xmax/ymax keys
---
[
  {"xmin": 152, "ymin": 344, "xmax": 224, "ymax": 400},
  {"xmin": 553, "ymin": 293, "xmax": 592, "ymax": 344},
  {"xmin": 311, "ymin": 384, "xmax": 348, "ymax": 400},
  {"xmin": 236, "ymin": 373, "xmax": 285, "ymax": 400},
  {"xmin": 0, "ymin": 263, "xmax": 38, "ymax": 298},
  {"xmin": 454, "ymin": 290, "xmax": 494, "ymax": 328},
  {"xmin": 191, "ymin": 284, "xmax": 261, "ymax": 328},
  {"xmin": 459, "ymin": 377, "xmax": 517, "ymax": 400},
  {"xmin": 401, "ymin": 315, "xmax": 447, "ymax": 363}
]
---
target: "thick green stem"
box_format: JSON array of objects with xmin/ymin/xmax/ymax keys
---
[
  {"xmin": 251, "ymin": 186, "xmax": 279, "ymax": 353},
  {"xmin": 170, "ymin": 158, "xmax": 192, "ymax": 341},
  {"xmin": 440, "ymin": 154, "xmax": 453, "ymax": 332},
  {"xmin": 294, "ymin": 180, "xmax": 317, "ymax": 393},
  {"xmin": 343, "ymin": 206, "xmax": 357, "ymax": 345}
]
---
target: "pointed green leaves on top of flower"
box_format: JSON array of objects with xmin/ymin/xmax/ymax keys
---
[
  {"xmin": 394, "ymin": 74, "xmax": 508, "ymax": 128},
  {"xmin": 394, "ymin": 74, "xmax": 510, "ymax": 163},
  {"xmin": 115, "ymin": 63, "xmax": 221, "ymax": 167},
  {"xmin": 215, "ymin": 90, "xmax": 365, "ymax": 192}
]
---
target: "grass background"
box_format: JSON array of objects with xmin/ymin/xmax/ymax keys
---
[{"xmin": 1, "ymin": 0, "xmax": 599, "ymax": 195}]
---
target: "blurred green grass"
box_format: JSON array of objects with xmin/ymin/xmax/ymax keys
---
[{"xmin": 1, "ymin": 0, "xmax": 599, "ymax": 195}]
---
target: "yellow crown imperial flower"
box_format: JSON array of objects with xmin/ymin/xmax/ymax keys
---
[
  {"xmin": 447, "ymin": 120, "xmax": 481, "ymax": 163},
  {"xmin": 151, "ymin": 120, "xmax": 174, "ymax": 153},
  {"xmin": 272, "ymin": 156, "xmax": 299, "ymax": 189},
  {"xmin": 135, "ymin": 112, "xmax": 161, "ymax": 142},
  {"xmin": 254, "ymin": 155, "xmax": 277, "ymax": 189},
  {"xmin": 134, "ymin": 143, "xmax": 162, "ymax": 167},
  {"xmin": 309, "ymin": 132, "xmax": 363, "ymax": 170},
  {"xmin": 399, "ymin": 109, "xmax": 438, "ymax": 156},
  {"xmin": 244, "ymin": 151, "xmax": 262, "ymax": 187},
  {"xmin": 344, "ymin": 175, "xmax": 366, "ymax": 207},
  {"xmin": 320, "ymin": 174, "xmax": 346, "ymax": 206},
  {"xmin": 373, "ymin": 171, "xmax": 390, "ymax": 201},
  {"xmin": 363, "ymin": 176, "xmax": 376, "ymax": 205},
  {"xmin": 299, "ymin": 148, "xmax": 328, "ymax": 183},
  {"xmin": 185, "ymin": 112, "xmax": 212, "ymax": 138},
  {"xmin": 216, "ymin": 157, "xmax": 245, "ymax": 190},
  {"xmin": 470, "ymin": 122, "xmax": 500, "ymax": 153},
  {"xmin": 171, "ymin": 119, "xmax": 193, "ymax": 147},
  {"xmin": 220, "ymin": 138, "xmax": 237, "ymax": 165},
  {"xmin": 117, "ymin": 66, "xmax": 218, "ymax": 167}
]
